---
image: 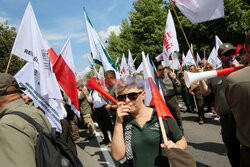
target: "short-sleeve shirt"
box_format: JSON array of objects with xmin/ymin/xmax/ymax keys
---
[
  {"xmin": 206, "ymin": 75, "xmax": 231, "ymax": 116},
  {"xmin": 78, "ymin": 90, "xmax": 92, "ymax": 115},
  {"xmin": 223, "ymin": 65, "xmax": 250, "ymax": 147},
  {"xmin": 123, "ymin": 109, "xmax": 183, "ymax": 167}
]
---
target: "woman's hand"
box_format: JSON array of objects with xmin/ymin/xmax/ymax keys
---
[
  {"xmin": 116, "ymin": 102, "xmax": 131, "ymax": 124},
  {"xmin": 160, "ymin": 140, "xmax": 177, "ymax": 149}
]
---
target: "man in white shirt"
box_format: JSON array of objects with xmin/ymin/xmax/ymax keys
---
[{"xmin": 90, "ymin": 90, "xmax": 114, "ymax": 145}]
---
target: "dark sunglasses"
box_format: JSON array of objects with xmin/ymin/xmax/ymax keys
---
[
  {"xmin": 117, "ymin": 92, "xmax": 142, "ymax": 102},
  {"xmin": 222, "ymin": 50, "xmax": 235, "ymax": 57},
  {"xmin": 158, "ymin": 67, "xmax": 167, "ymax": 72}
]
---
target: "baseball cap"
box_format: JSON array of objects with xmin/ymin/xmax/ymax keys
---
[
  {"xmin": 218, "ymin": 43, "xmax": 236, "ymax": 56},
  {"xmin": 0, "ymin": 73, "xmax": 21, "ymax": 96}
]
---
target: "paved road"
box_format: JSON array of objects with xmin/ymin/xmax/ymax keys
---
[{"xmin": 75, "ymin": 106, "xmax": 230, "ymax": 167}]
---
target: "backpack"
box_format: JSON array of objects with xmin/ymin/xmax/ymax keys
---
[{"xmin": 3, "ymin": 111, "xmax": 83, "ymax": 167}]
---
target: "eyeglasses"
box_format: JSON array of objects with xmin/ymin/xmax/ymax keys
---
[{"xmin": 117, "ymin": 92, "xmax": 142, "ymax": 102}]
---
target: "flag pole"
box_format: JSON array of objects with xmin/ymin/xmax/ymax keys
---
[
  {"xmin": 192, "ymin": 95, "xmax": 199, "ymax": 113},
  {"xmin": 5, "ymin": 53, "xmax": 13, "ymax": 73},
  {"xmin": 169, "ymin": 0, "xmax": 198, "ymax": 66},
  {"xmin": 142, "ymin": 51, "xmax": 168, "ymax": 143}
]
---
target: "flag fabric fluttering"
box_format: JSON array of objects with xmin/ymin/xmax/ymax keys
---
[
  {"xmin": 207, "ymin": 47, "xmax": 222, "ymax": 69},
  {"xmin": 184, "ymin": 49, "xmax": 196, "ymax": 66},
  {"xmin": 196, "ymin": 52, "xmax": 202, "ymax": 64},
  {"xmin": 203, "ymin": 48, "xmax": 207, "ymax": 60},
  {"xmin": 83, "ymin": 8, "xmax": 120, "ymax": 79},
  {"xmin": 181, "ymin": 53, "xmax": 186, "ymax": 67},
  {"xmin": 12, "ymin": 2, "xmax": 63, "ymax": 132},
  {"xmin": 120, "ymin": 53, "xmax": 128, "ymax": 77},
  {"xmin": 50, "ymin": 39, "xmax": 80, "ymax": 117},
  {"xmin": 127, "ymin": 49, "xmax": 136, "ymax": 75},
  {"xmin": 136, "ymin": 62, "xmax": 143, "ymax": 73},
  {"xmin": 142, "ymin": 52, "xmax": 174, "ymax": 120},
  {"xmin": 77, "ymin": 65, "xmax": 92, "ymax": 79},
  {"xmin": 174, "ymin": 0, "xmax": 224, "ymax": 24},
  {"xmin": 143, "ymin": 53, "xmax": 165, "ymax": 107},
  {"xmin": 155, "ymin": 53, "xmax": 163, "ymax": 62},
  {"xmin": 163, "ymin": 10, "xmax": 179, "ymax": 67},
  {"xmin": 115, "ymin": 57, "xmax": 120, "ymax": 66}
]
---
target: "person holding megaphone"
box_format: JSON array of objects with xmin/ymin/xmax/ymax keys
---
[
  {"xmin": 198, "ymin": 43, "xmax": 240, "ymax": 167},
  {"xmin": 223, "ymin": 30, "xmax": 250, "ymax": 167}
]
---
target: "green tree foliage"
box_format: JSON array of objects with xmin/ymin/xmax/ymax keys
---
[
  {"xmin": 107, "ymin": 0, "xmax": 249, "ymax": 66},
  {"xmin": 0, "ymin": 21, "xmax": 25, "ymax": 75}
]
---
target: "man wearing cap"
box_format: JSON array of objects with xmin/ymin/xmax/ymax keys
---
[
  {"xmin": 223, "ymin": 30, "xmax": 250, "ymax": 167},
  {"xmin": 0, "ymin": 73, "xmax": 51, "ymax": 167},
  {"xmin": 77, "ymin": 82, "xmax": 95, "ymax": 140},
  {"xmin": 199, "ymin": 43, "xmax": 240, "ymax": 167}
]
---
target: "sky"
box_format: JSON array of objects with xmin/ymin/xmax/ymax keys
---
[{"xmin": 0, "ymin": 0, "xmax": 134, "ymax": 73}]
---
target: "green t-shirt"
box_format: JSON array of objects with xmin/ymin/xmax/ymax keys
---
[
  {"xmin": 124, "ymin": 109, "xmax": 183, "ymax": 167},
  {"xmin": 206, "ymin": 75, "xmax": 231, "ymax": 115}
]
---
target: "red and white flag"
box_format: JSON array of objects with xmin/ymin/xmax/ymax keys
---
[
  {"xmin": 163, "ymin": 10, "xmax": 179, "ymax": 66},
  {"xmin": 142, "ymin": 52, "xmax": 174, "ymax": 120},
  {"xmin": 49, "ymin": 39, "xmax": 80, "ymax": 117},
  {"xmin": 155, "ymin": 53, "xmax": 163, "ymax": 62},
  {"xmin": 174, "ymin": 0, "xmax": 224, "ymax": 24}
]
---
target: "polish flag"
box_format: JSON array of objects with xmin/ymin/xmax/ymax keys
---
[
  {"xmin": 47, "ymin": 39, "xmax": 80, "ymax": 116},
  {"xmin": 142, "ymin": 51, "xmax": 174, "ymax": 120}
]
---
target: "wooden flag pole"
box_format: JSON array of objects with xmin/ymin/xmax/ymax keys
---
[
  {"xmin": 5, "ymin": 53, "xmax": 13, "ymax": 73},
  {"xmin": 169, "ymin": 0, "xmax": 198, "ymax": 66}
]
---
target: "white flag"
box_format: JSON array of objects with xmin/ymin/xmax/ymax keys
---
[
  {"xmin": 207, "ymin": 47, "xmax": 222, "ymax": 69},
  {"xmin": 215, "ymin": 35, "xmax": 223, "ymax": 56},
  {"xmin": 196, "ymin": 52, "xmax": 202, "ymax": 63},
  {"xmin": 83, "ymin": 8, "xmax": 120, "ymax": 79},
  {"xmin": 120, "ymin": 53, "xmax": 128, "ymax": 77},
  {"xmin": 12, "ymin": 2, "xmax": 63, "ymax": 132},
  {"xmin": 155, "ymin": 53, "xmax": 163, "ymax": 62},
  {"xmin": 181, "ymin": 53, "xmax": 186, "ymax": 67},
  {"xmin": 128, "ymin": 49, "xmax": 136, "ymax": 75},
  {"xmin": 184, "ymin": 49, "xmax": 196, "ymax": 66},
  {"xmin": 174, "ymin": 0, "xmax": 224, "ymax": 24},
  {"xmin": 77, "ymin": 65, "xmax": 92, "ymax": 79},
  {"xmin": 115, "ymin": 57, "xmax": 120, "ymax": 66},
  {"xmin": 163, "ymin": 10, "xmax": 179, "ymax": 66},
  {"xmin": 136, "ymin": 62, "xmax": 143, "ymax": 73}
]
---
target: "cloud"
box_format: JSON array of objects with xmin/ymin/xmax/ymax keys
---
[
  {"xmin": 0, "ymin": 16, "xmax": 8, "ymax": 23},
  {"xmin": 107, "ymin": 0, "xmax": 118, "ymax": 12},
  {"xmin": 43, "ymin": 31, "xmax": 88, "ymax": 43},
  {"xmin": 98, "ymin": 25, "xmax": 121, "ymax": 42},
  {"xmin": 82, "ymin": 53, "xmax": 91, "ymax": 59}
]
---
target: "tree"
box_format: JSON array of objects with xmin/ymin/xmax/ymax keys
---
[
  {"xmin": 107, "ymin": 0, "xmax": 249, "ymax": 65},
  {"xmin": 0, "ymin": 21, "xmax": 25, "ymax": 75}
]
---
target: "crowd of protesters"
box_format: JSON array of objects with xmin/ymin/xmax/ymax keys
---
[{"xmin": 0, "ymin": 30, "xmax": 249, "ymax": 167}]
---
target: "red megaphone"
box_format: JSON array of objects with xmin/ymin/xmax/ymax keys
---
[{"xmin": 86, "ymin": 77, "xmax": 118, "ymax": 104}]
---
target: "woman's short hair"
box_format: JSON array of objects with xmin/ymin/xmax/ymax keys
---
[{"xmin": 117, "ymin": 73, "xmax": 144, "ymax": 95}]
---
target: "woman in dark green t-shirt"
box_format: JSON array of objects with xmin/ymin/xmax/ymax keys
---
[{"xmin": 111, "ymin": 75, "xmax": 187, "ymax": 167}]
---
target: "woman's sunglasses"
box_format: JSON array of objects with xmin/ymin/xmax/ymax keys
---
[{"xmin": 117, "ymin": 92, "xmax": 142, "ymax": 102}]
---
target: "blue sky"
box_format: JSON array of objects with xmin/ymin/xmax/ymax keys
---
[{"xmin": 0, "ymin": 0, "xmax": 134, "ymax": 72}]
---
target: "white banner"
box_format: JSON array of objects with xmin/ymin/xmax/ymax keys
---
[
  {"xmin": 12, "ymin": 2, "xmax": 63, "ymax": 132},
  {"xmin": 174, "ymin": 0, "xmax": 224, "ymax": 24}
]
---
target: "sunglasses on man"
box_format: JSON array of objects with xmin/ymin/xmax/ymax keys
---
[
  {"xmin": 117, "ymin": 91, "xmax": 142, "ymax": 102},
  {"xmin": 222, "ymin": 50, "xmax": 235, "ymax": 57},
  {"xmin": 158, "ymin": 67, "xmax": 167, "ymax": 72}
]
